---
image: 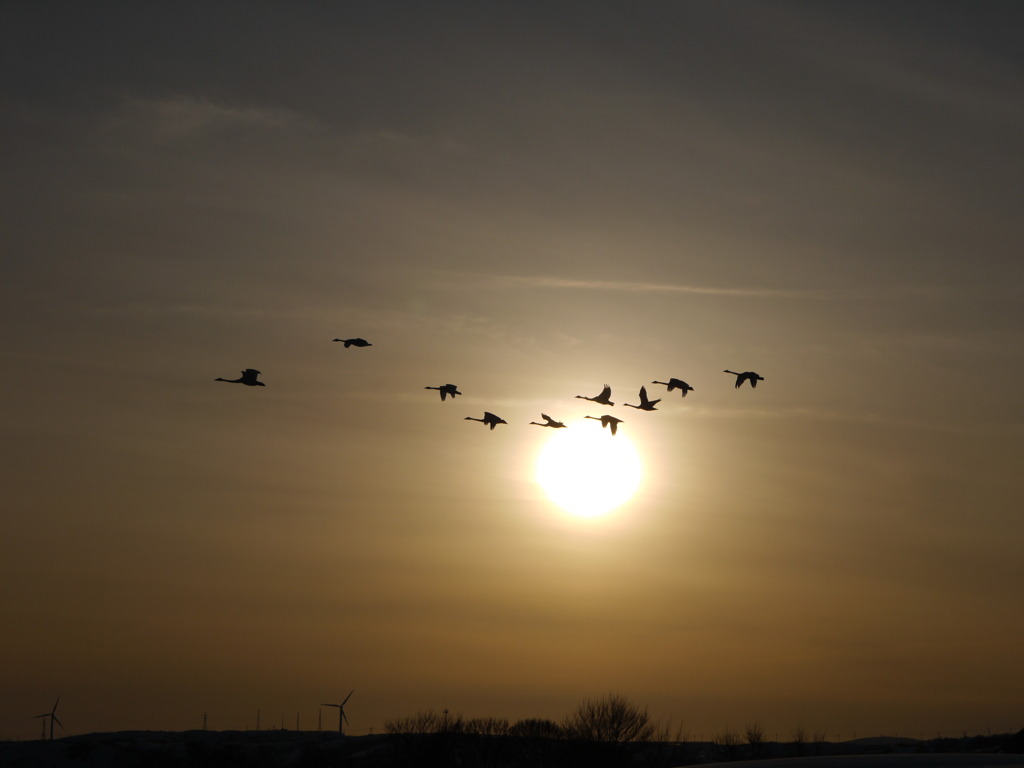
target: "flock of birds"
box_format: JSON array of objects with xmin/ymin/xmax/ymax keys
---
[{"xmin": 215, "ymin": 338, "xmax": 764, "ymax": 437}]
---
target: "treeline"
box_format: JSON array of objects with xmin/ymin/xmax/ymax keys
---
[
  {"xmin": 381, "ymin": 693, "xmax": 682, "ymax": 768},
  {"xmin": 379, "ymin": 694, "xmax": 1024, "ymax": 768},
  {"xmin": 384, "ymin": 693, "xmax": 660, "ymax": 742}
]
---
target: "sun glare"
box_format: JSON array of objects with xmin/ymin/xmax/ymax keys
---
[{"xmin": 535, "ymin": 418, "xmax": 644, "ymax": 518}]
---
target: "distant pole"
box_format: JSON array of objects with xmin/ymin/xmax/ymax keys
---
[{"xmin": 318, "ymin": 709, "xmax": 322, "ymax": 731}]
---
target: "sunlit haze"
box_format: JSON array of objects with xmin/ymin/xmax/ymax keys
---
[
  {"xmin": 2, "ymin": 0, "xmax": 1022, "ymax": 743},
  {"xmin": 536, "ymin": 418, "xmax": 644, "ymax": 518}
]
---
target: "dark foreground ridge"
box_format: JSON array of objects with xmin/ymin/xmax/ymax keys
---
[{"xmin": 2, "ymin": 729, "xmax": 1024, "ymax": 768}]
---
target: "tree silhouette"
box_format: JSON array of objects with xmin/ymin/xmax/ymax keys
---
[
  {"xmin": 509, "ymin": 718, "xmax": 563, "ymax": 739},
  {"xmin": 713, "ymin": 727, "xmax": 742, "ymax": 761},
  {"xmin": 562, "ymin": 693, "xmax": 654, "ymax": 744},
  {"xmin": 790, "ymin": 725, "xmax": 807, "ymax": 757},
  {"xmin": 745, "ymin": 720, "xmax": 766, "ymax": 759}
]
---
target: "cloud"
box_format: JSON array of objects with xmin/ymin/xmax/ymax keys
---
[
  {"xmin": 694, "ymin": 404, "xmax": 1020, "ymax": 437},
  {"xmin": 458, "ymin": 274, "xmax": 829, "ymax": 299},
  {"xmin": 86, "ymin": 302, "xmax": 274, "ymax": 319},
  {"xmin": 433, "ymin": 273, "xmax": 971, "ymax": 304},
  {"xmin": 97, "ymin": 96, "xmax": 324, "ymax": 146}
]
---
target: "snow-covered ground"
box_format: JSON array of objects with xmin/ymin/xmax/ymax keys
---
[
  {"xmin": 3, "ymin": 732, "xmax": 1023, "ymax": 767},
  {"xmin": 697, "ymin": 756, "xmax": 1024, "ymax": 768}
]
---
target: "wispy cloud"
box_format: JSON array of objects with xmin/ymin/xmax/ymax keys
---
[
  {"xmin": 97, "ymin": 96, "xmax": 324, "ymax": 146},
  {"xmin": 87, "ymin": 302, "xmax": 275, "ymax": 319},
  {"xmin": 461, "ymin": 274, "xmax": 828, "ymax": 299},
  {"xmin": 687, "ymin": 404, "xmax": 1023, "ymax": 437},
  {"xmin": 435, "ymin": 272, "xmax": 967, "ymax": 303}
]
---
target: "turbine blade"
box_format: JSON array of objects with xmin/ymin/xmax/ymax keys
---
[
  {"xmin": 53, "ymin": 716, "xmax": 64, "ymax": 729},
  {"xmin": 342, "ymin": 711, "xmax": 349, "ymax": 724},
  {"xmin": 342, "ymin": 690, "xmax": 354, "ymax": 705}
]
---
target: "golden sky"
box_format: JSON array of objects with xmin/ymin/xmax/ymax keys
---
[{"xmin": 2, "ymin": 0, "xmax": 1022, "ymax": 741}]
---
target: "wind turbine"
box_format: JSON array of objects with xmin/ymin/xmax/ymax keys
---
[
  {"xmin": 35, "ymin": 697, "xmax": 63, "ymax": 741},
  {"xmin": 320, "ymin": 690, "xmax": 354, "ymax": 734}
]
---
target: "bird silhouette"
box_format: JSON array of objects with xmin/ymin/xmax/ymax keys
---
[
  {"xmin": 575, "ymin": 384, "xmax": 614, "ymax": 406},
  {"xmin": 585, "ymin": 414, "xmax": 623, "ymax": 435},
  {"xmin": 465, "ymin": 412, "xmax": 508, "ymax": 430},
  {"xmin": 529, "ymin": 413, "xmax": 567, "ymax": 428},
  {"xmin": 332, "ymin": 338, "xmax": 372, "ymax": 348},
  {"xmin": 652, "ymin": 378, "xmax": 694, "ymax": 397},
  {"xmin": 624, "ymin": 386, "xmax": 660, "ymax": 411},
  {"xmin": 215, "ymin": 369, "xmax": 265, "ymax": 386},
  {"xmin": 724, "ymin": 370, "xmax": 765, "ymax": 389},
  {"xmin": 425, "ymin": 383, "xmax": 462, "ymax": 401}
]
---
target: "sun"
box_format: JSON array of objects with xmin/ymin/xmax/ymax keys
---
[{"xmin": 534, "ymin": 418, "xmax": 644, "ymax": 518}]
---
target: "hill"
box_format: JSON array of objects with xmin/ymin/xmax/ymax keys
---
[{"xmin": 2, "ymin": 729, "xmax": 1022, "ymax": 768}]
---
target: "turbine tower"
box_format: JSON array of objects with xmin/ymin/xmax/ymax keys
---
[
  {"xmin": 34, "ymin": 697, "xmax": 63, "ymax": 741},
  {"xmin": 320, "ymin": 690, "xmax": 354, "ymax": 734}
]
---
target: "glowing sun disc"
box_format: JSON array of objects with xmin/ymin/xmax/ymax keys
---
[{"xmin": 535, "ymin": 418, "xmax": 643, "ymax": 517}]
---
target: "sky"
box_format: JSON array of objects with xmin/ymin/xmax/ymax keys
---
[{"xmin": 2, "ymin": 0, "xmax": 1023, "ymax": 742}]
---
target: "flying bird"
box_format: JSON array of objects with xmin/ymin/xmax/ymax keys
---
[
  {"xmin": 652, "ymin": 378, "xmax": 694, "ymax": 397},
  {"xmin": 575, "ymin": 384, "xmax": 614, "ymax": 406},
  {"xmin": 724, "ymin": 370, "xmax": 765, "ymax": 389},
  {"xmin": 215, "ymin": 369, "xmax": 265, "ymax": 386},
  {"xmin": 529, "ymin": 413, "xmax": 567, "ymax": 428},
  {"xmin": 424, "ymin": 383, "xmax": 462, "ymax": 401},
  {"xmin": 332, "ymin": 338, "xmax": 372, "ymax": 348},
  {"xmin": 465, "ymin": 412, "xmax": 508, "ymax": 430},
  {"xmin": 624, "ymin": 386, "xmax": 660, "ymax": 411},
  {"xmin": 585, "ymin": 414, "xmax": 623, "ymax": 435}
]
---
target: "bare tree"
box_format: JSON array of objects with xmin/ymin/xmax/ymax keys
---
[
  {"xmin": 813, "ymin": 728, "xmax": 828, "ymax": 756},
  {"xmin": 790, "ymin": 725, "xmax": 807, "ymax": 757},
  {"xmin": 643, "ymin": 718, "xmax": 691, "ymax": 767},
  {"xmin": 713, "ymin": 727, "xmax": 742, "ymax": 761},
  {"xmin": 562, "ymin": 693, "xmax": 655, "ymax": 744},
  {"xmin": 465, "ymin": 717, "xmax": 509, "ymax": 736},
  {"xmin": 745, "ymin": 720, "xmax": 766, "ymax": 759},
  {"xmin": 383, "ymin": 708, "xmax": 466, "ymax": 735},
  {"xmin": 509, "ymin": 718, "xmax": 563, "ymax": 739},
  {"xmin": 652, "ymin": 718, "xmax": 689, "ymax": 746}
]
